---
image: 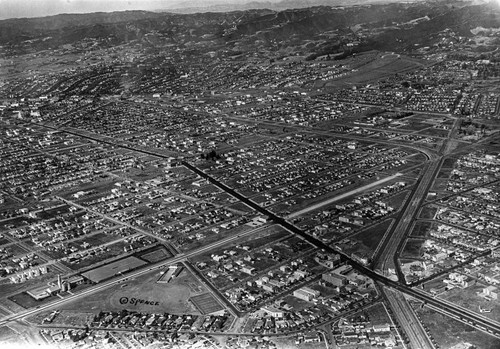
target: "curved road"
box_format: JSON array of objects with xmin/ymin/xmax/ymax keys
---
[
  {"xmin": 182, "ymin": 161, "xmax": 500, "ymax": 341},
  {"xmin": 12, "ymin": 117, "xmax": 499, "ymax": 346}
]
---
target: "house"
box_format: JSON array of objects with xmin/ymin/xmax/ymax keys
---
[
  {"xmin": 492, "ymin": 249, "xmax": 500, "ymax": 258},
  {"xmin": 293, "ymin": 270, "xmax": 308, "ymax": 278},
  {"xmin": 483, "ymin": 285, "xmax": 498, "ymax": 300},
  {"xmin": 303, "ymin": 331, "xmax": 320, "ymax": 343},
  {"xmin": 261, "ymin": 306, "xmax": 283, "ymax": 318},
  {"xmin": 448, "ymin": 272, "xmax": 470, "ymax": 288},
  {"xmin": 485, "ymin": 272, "xmax": 500, "ymax": 285},
  {"xmin": 372, "ymin": 323, "xmax": 391, "ymax": 332},
  {"xmin": 241, "ymin": 266, "xmax": 256, "ymax": 275},
  {"xmin": 262, "ymin": 284, "xmax": 275, "ymax": 293},
  {"xmin": 432, "ymin": 252, "xmax": 448, "ymax": 262}
]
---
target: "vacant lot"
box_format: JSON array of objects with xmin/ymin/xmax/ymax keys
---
[
  {"xmin": 0, "ymin": 325, "xmax": 24, "ymax": 347},
  {"xmin": 401, "ymin": 238, "xmax": 426, "ymax": 259},
  {"xmin": 410, "ymin": 221, "xmax": 433, "ymax": 238},
  {"xmin": 136, "ymin": 245, "xmax": 173, "ymax": 263},
  {"xmin": 418, "ymin": 206, "xmax": 438, "ymax": 220},
  {"xmin": 414, "ymin": 301, "xmax": 500, "ymax": 349},
  {"xmin": 350, "ymin": 218, "xmax": 394, "ymax": 257}
]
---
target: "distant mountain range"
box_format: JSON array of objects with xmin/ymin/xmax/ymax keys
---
[
  {"xmin": 161, "ymin": 0, "xmax": 417, "ymax": 13},
  {"xmin": 0, "ymin": 0, "xmax": 498, "ymax": 57}
]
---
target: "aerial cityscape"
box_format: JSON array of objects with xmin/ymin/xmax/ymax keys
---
[{"xmin": 0, "ymin": 0, "xmax": 499, "ymax": 348}]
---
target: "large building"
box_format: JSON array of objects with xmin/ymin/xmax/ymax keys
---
[
  {"xmin": 322, "ymin": 272, "xmax": 347, "ymax": 287},
  {"xmin": 157, "ymin": 264, "xmax": 183, "ymax": 283},
  {"xmin": 483, "ymin": 285, "xmax": 498, "ymax": 300},
  {"xmin": 293, "ymin": 287, "xmax": 320, "ymax": 302},
  {"xmin": 27, "ymin": 275, "xmax": 84, "ymax": 300}
]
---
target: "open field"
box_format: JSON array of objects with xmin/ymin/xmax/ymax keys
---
[
  {"xmin": 416, "ymin": 127, "xmax": 450, "ymax": 138},
  {"xmin": 441, "ymin": 282, "xmax": 500, "ymax": 323},
  {"xmin": 429, "ymin": 178, "xmax": 451, "ymax": 194},
  {"xmin": 59, "ymin": 268, "xmax": 205, "ymax": 315},
  {"xmin": 349, "ymin": 219, "xmax": 394, "ymax": 257},
  {"xmin": 227, "ymin": 201, "xmax": 255, "ymax": 213},
  {"xmin": 418, "ymin": 205, "xmax": 438, "ymax": 220},
  {"xmin": 400, "ymin": 238, "xmax": 425, "ymax": 259},
  {"xmin": 116, "ymin": 165, "xmax": 164, "ymax": 182},
  {"xmin": 136, "ymin": 245, "xmax": 173, "ymax": 263},
  {"xmin": 384, "ymin": 190, "xmax": 412, "ymax": 209},
  {"xmin": 364, "ymin": 302, "xmax": 392, "ymax": 325},
  {"xmin": 31, "ymin": 309, "xmax": 95, "ymax": 328},
  {"xmin": 409, "ymin": 221, "xmax": 432, "ymax": 238},
  {"xmin": 0, "ymin": 325, "xmax": 24, "ymax": 346},
  {"xmin": 413, "ymin": 300, "xmax": 500, "ymax": 349}
]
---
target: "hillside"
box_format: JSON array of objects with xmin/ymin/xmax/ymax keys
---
[{"xmin": 0, "ymin": 1, "xmax": 499, "ymax": 60}]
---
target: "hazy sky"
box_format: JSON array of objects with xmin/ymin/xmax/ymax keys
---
[{"xmin": 0, "ymin": 0, "xmax": 250, "ymax": 19}]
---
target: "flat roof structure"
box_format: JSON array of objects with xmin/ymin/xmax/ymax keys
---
[{"xmin": 27, "ymin": 285, "xmax": 51, "ymax": 301}]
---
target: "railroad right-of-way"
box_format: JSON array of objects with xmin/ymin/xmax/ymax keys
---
[{"xmin": 182, "ymin": 161, "xmax": 500, "ymax": 341}]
